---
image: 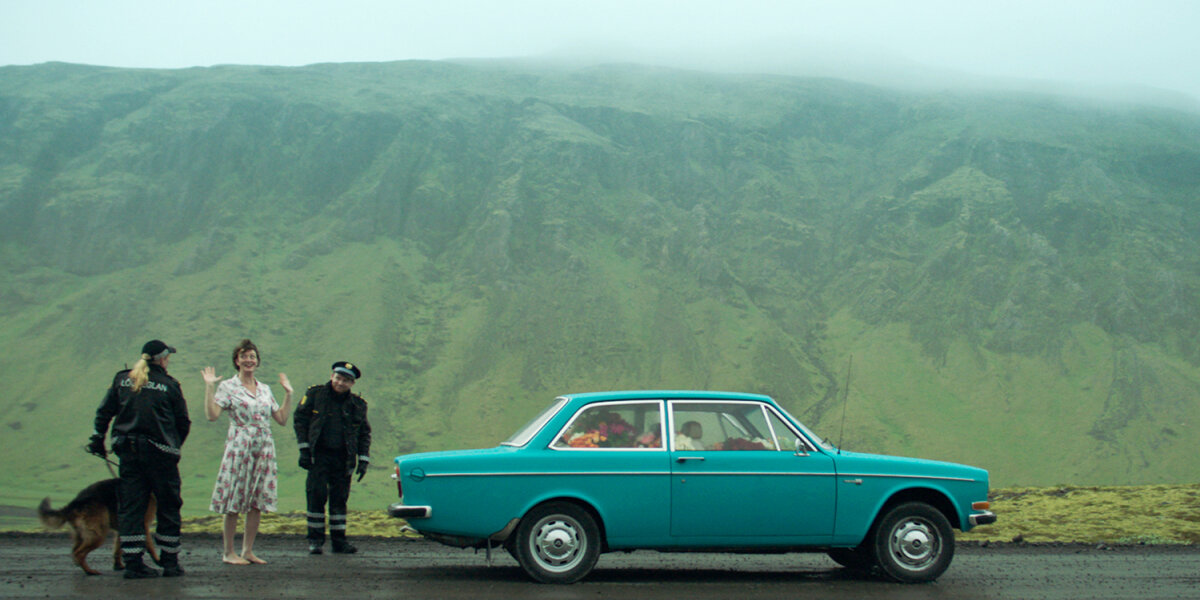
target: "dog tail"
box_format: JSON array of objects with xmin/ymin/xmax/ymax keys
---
[{"xmin": 37, "ymin": 497, "xmax": 67, "ymax": 529}]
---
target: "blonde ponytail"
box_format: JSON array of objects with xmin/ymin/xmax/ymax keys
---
[{"xmin": 129, "ymin": 354, "xmax": 151, "ymax": 392}]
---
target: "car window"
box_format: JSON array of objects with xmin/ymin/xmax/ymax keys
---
[
  {"xmin": 764, "ymin": 408, "xmax": 805, "ymax": 452},
  {"xmin": 502, "ymin": 397, "xmax": 568, "ymax": 447},
  {"xmin": 552, "ymin": 401, "xmax": 664, "ymax": 449},
  {"xmin": 671, "ymin": 402, "xmax": 776, "ymax": 451}
]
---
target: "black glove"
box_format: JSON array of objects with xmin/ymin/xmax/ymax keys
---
[
  {"xmin": 355, "ymin": 460, "xmax": 368, "ymax": 482},
  {"xmin": 299, "ymin": 448, "xmax": 312, "ymax": 470},
  {"xmin": 86, "ymin": 434, "xmax": 107, "ymax": 458}
]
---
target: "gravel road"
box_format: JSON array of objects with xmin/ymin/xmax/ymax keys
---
[{"xmin": 1, "ymin": 534, "xmax": 1197, "ymax": 599}]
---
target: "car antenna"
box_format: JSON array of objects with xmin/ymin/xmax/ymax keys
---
[{"xmin": 836, "ymin": 354, "xmax": 852, "ymax": 455}]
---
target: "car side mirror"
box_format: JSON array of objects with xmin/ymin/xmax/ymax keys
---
[{"xmin": 794, "ymin": 438, "xmax": 809, "ymax": 457}]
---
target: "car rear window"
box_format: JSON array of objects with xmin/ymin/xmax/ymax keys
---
[
  {"xmin": 552, "ymin": 401, "xmax": 664, "ymax": 449},
  {"xmin": 502, "ymin": 397, "xmax": 569, "ymax": 447}
]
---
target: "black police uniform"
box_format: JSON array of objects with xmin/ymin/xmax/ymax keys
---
[
  {"xmin": 92, "ymin": 362, "xmax": 191, "ymax": 573},
  {"xmin": 294, "ymin": 368, "xmax": 370, "ymax": 553}
]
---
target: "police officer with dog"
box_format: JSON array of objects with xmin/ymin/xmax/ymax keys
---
[
  {"xmin": 87, "ymin": 339, "xmax": 191, "ymax": 578},
  {"xmin": 294, "ymin": 361, "xmax": 371, "ymax": 554}
]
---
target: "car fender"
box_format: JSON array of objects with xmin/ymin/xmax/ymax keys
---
[
  {"xmin": 832, "ymin": 451, "xmax": 982, "ymax": 544},
  {"xmin": 506, "ymin": 489, "xmax": 610, "ymax": 545}
]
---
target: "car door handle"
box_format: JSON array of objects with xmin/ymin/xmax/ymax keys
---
[
  {"xmin": 843, "ymin": 478, "xmax": 863, "ymax": 485},
  {"xmin": 676, "ymin": 456, "xmax": 705, "ymax": 462}
]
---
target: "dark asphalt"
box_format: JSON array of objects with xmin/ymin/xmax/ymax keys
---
[{"xmin": 1, "ymin": 533, "xmax": 1198, "ymax": 599}]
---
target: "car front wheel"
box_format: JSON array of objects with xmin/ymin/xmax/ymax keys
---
[
  {"xmin": 870, "ymin": 502, "xmax": 954, "ymax": 583},
  {"xmin": 513, "ymin": 501, "xmax": 601, "ymax": 584}
]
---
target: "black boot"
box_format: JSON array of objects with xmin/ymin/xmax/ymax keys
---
[
  {"xmin": 309, "ymin": 541, "xmax": 324, "ymax": 555},
  {"xmin": 123, "ymin": 556, "xmax": 160, "ymax": 579},
  {"xmin": 160, "ymin": 553, "xmax": 185, "ymax": 577},
  {"xmin": 331, "ymin": 539, "xmax": 357, "ymax": 554}
]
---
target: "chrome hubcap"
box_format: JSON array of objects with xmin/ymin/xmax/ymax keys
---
[
  {"xmin": 532, "ymin": 516, "xmax": 584, "ymax": 572},
  {"xmin": 889, "ymin": 518, "xmax": 939, "ymax": 570}
]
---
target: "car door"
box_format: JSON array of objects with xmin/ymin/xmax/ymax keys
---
[
  {"xmin": 548, "ymin": 399, "xmax": 672, "ymax": 544},
  {"xmin": 668, "ymin": 400, "xmax": 836, "ymax": 541}
]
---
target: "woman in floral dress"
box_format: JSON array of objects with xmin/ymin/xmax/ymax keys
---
[{"xmin": 202, "ymin": 339, "xmax": 293, "ymax": 565}]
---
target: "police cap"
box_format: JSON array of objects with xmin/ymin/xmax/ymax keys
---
[
  {"xmin": 332, "ymin": 361, "xmax": 361, "ymax": 380},
  {"xmin": 142, "ymin": 339, "xmax": 176, "ymax": 359}
]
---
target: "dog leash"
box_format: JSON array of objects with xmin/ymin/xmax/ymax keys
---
[
  {"xmin": 101, "ymin": 455, "xmax": 118, "ymax": 478},
  {"xmin": 87, "ymin": 446, "xmax": 119, "ymax": 478}
]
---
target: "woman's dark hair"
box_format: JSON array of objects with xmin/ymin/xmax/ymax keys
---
[{"xmin": 231, "ymin": 339, "xmax": 259, "ymax": 370}]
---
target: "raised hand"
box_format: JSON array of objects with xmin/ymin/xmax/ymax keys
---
[
  {"xmin": 279, "ymin": 372, "xmax": 293, "ymax": 395},
  {"xmin": 202, "ymin": 366, "xmax": 224, "ymax": 386}
]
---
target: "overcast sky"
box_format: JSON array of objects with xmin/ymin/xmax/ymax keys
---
[{"xmin": 2, "ymin": 0, "xmax": 1198, "ymax": 103}]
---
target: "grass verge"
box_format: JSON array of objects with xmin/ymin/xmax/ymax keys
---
[{"xmin": 960, "ymin": 484, "xmax": 1200, "ymax": 544}]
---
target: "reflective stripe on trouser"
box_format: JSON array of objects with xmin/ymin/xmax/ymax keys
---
[
  {"xmin": 307, "ymin": 512, "xmax": 326, "ymax": 541},
  {"xmin": 120, "ymin": 534, "xmax": 146, "ymax": 559},
  {"xmin": 305, "ymin": 451, "xmax": 352, "ymax": 543},
  {"xmin": 330, "ymin": 513, "xmax": 348, "ymax": 539},
  {"xmin": 155, "ymin": 533, "xmax": 181, "ymax": 554},
  {"xmin": 117, "ymin": 441, "xmax": 184, "ymax": 559}
]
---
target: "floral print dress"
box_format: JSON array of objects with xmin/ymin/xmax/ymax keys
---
[{"xmin": 210, "ymin": 377, "xmax": 279, "ymax": 513}]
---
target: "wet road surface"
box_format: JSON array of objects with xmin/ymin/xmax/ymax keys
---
[{"xmin": 1, "ymin": 534, "xmax": 1197, "ymax": 599}]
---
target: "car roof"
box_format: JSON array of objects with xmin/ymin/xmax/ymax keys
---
[{"xmin": 560, "ymin": 390, "xmax": 774, "ymax": 403}]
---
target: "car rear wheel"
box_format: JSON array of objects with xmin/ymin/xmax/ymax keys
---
[
  {"xmin": 513, "ymin": 502, "xmax": 601, "ymax": 584},
  {"xmin": 870, "ymin": 502, "xmax": 954, "ymax": 583}
]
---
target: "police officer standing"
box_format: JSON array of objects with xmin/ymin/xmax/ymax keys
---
[
  {"xmin": 294, "ymin": 361, "xmax": 371, "ymax": 554},
  {"xmin": 87, "ymin": 340, "xmax": 191, "ymax": 578}
]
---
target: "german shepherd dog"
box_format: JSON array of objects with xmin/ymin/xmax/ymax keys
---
[{"xmin": 37, "ymin": 479, "xmax": 158, "ymax": 575}]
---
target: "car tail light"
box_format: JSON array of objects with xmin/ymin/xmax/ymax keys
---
[
  {"xmin": 972, "ymin": 501, "xmax": 990, "ymax": 510},
  {"xmin": 394, "ymin": 465, "xmax": 402, "ymax": 498}
]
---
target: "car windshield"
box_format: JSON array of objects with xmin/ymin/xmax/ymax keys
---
[
  {"xmin": 502, "ymin": 397, "xmax": 569, "ymax": 447},
  {"xmin": 776, "ymin": 404, "xmax": 835, "ymax": 450}
]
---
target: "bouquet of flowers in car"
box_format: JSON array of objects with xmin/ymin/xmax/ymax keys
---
[
  {"xmin": 636, "ymin": 431, "xmax": 661, "ymax": 448},
  {"xmin": 712, "ymin": 437, "xmax": 769, "ymax": 451},
  {"xmin": 565, "ymin": 412, "xmax": 639, "ymax": 448},
  {"xmin": 567, "ymin": 431, "xmax": 604, "ymax": 447}
]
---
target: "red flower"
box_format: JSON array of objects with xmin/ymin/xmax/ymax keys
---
[{"xmin": 718, "ymin": 437, "xmax": 767, "ymax": 451}]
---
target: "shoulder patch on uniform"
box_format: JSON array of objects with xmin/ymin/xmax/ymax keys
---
[{"xmin": 300, "ymin": 385, "xmax": 321, "ymax": 406}]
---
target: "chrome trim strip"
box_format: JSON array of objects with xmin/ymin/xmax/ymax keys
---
[
  {"xmin": 388, "ymin": 504, "xmax": 433, "ymax": 519},
  {"xmin": 969, "ymin": 510, "xmax": 997, "ymax": 526},
  {"xmin": 427, "ymin": 471, "xmax": 671, "ymax": 477},
  {"xmin": 838, "ymin": 472, "xmax": 978, "ymax": 483},
  {"xmin": 670, "ymin": 472, "xmax": 834, "ymax": 477},
  {"xmin": 425, "ymin": 471, "xmax": 832, "ymax": 478},
  {"xmin": 422, "ymin": 471, "xmax": 975, "ymax": 482}
]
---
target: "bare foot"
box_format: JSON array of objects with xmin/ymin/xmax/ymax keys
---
[
  {"xmin": 223, "ymin": 553, "xmax": 251, "ymax": 565},
  {"xmin": 241, "ymin": 552, "xmax": 267, "ymax": 565}
]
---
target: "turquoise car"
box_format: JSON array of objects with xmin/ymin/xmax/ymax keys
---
[{"xmin": 388, "ymin": 390, "xmax": 995, "ymax": 583}]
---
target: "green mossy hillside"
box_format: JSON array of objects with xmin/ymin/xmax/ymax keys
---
[{"xmin": 1, "ymin": 61, "xmax": 1198, "ymax": 519}]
